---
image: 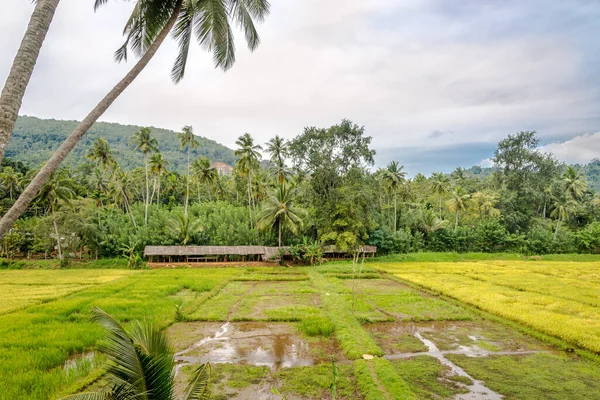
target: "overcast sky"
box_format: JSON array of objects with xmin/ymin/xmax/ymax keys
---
[{"xmin": 1, "ymin": 0, "xmax": 599, "ymax": 175}]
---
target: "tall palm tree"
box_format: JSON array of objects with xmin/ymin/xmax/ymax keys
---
[
  {"xmin": 235, "ymin": 133, "xmax": 262, "ymax": 227},
  {"xmin": 258, "ymin": 185, "xmax": 304, "ymax": 247},
  {"xmin": 381, "ymin": 161, "xmax": 406, "ymax": 232},
  {"xmin": 33, "ymin": 170, "xmax": 75, "ymax": 259},
  {"xmin": 430, "ymin": 172, "xmax": 450, "ymax": 218},
  {"xmin": 563, "ymin": 166, "xmax": 587, "ymax": 201},
  {"xmin": 149, "ymin": 152, "xmax": 168, "ymax": 206},
  {"xmin": 179, "ymin": 126, "xmax": 200, "ymax": 216},
  {"xmin": 0, "ymin": 167, "xmax": 22, "ymax": 200},
  {"xmin": 0, "ymin": 0, "xmax": 61, "ymax": 165},
  {"xmin": 447, "ymin": 186, "xmax": 470, "ymax": 232},
  {"xmin": 86, "ymin": 138, "xmax": 117, "ymax": 172},
  {"xmin": 266, "ymin": 136, "xmax": 288, "ymax": 184},
  {"xmin": 110, "ymin": 169, "xmax": 137, "ymax": 228},
  {"xmin": 192, "ymin": 156, "xmax": 217, "ymax": 201},
  {"xmin": 131, "ymin": 127, "xmax": 158, "ymax": 225},
  {"xmin": 0, "ymin": 0, "xmax": 271, "ymax": 239},
  {"xmin": 551, "ymin": 199, "xmax": 571, "ymax": 241},
  {"xmin": 61, "ymin": 307, "xmax": 210, "ymax": 400}
]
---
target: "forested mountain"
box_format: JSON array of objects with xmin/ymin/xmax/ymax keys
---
[{"xmin": 6, "ymin": 116, "xmax": 235, "ymax": 171}]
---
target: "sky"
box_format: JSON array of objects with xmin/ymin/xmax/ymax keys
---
[{"xmin": 1, "ymin": 0, "xmax": 600, "ymax": 175}]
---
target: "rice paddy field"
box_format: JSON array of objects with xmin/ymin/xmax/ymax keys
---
[{"xmin": 1, "ymin": 259, "xmax": 600, "ymax": 399}]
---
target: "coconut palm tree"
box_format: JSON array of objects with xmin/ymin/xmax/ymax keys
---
[
  {"xmin": 421, "ymin": 208, "xmax": 448, "ymax": 239},
  {"xmin": 258, "ymin": 185, "xmax": 304, "ymax": 247},
  {"xmin": 551, "ymin": 198, "xmax": 572, "ymax": 241},
  {"xmin": 0, "ymin": 0, "xmax": 61, "ymax": 165},
  {"xmin": 235, "ymin": 133, "xmax": 262, "ymax": 227},
  {"xmin": 149, "ymin": 152, "xmax": 169, "ymax": 206},
  {"xmin": 192, "ymin": 156, "xmax": 217, "ymax": 202},
  {"xmin": 0, "ymin": 167, "xmax": 22, "ymax": 200},
  {"xmin": 381, "ymin": 161, "xmax": 407, "ymax": 232},
  {"xmin": 563, "ymin": 166, "xmax": 587, "ymax": 201},
  {"xmin": 430, "ymin": 172, "xmax": 450, "ymax": 218},
  {"xmin": 61, "ymin": 307, "xmax": 210, "ymax": 400},
  {"xmin": 110, "ymin": 169, "xmax": 137, "ymax": 228},
  {"xmin": 447, "ymin": 186, "xmax": 470, "ymax": 232},
  {"xmin": 179, "ymin": 126, "xmax": 200, "ymax": 215},
  {"xmin": 86, "ymin": 138, "xmax": 117, "ymax": 172},
  {"xmin": 33, "ymin": 170, "xmax": 76, "ymax": 259},
  {"xmin": 169, "ymin": 213, "xmax": 202, "ymax": 245},
  {"xmin": 0, "ymin": 0, "xmax": 271, "ymax": 239},
  {"xmin": 131, "ymin": 127, "xmax": 158, "ymax": 225},
  {"xmin": 266, "ymin": 136, "xmax": 289, "ymax": 184}
]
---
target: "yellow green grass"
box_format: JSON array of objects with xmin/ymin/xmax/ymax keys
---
[{"xmin": 372, "ymin": 260, "xmax": 600, "ymax": 353}]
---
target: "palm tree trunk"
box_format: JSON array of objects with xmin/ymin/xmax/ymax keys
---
[
  {"xmin": 278, "ymin": 218, "xmax": 282, "ymax": 247},
  {"xmin": 157, "ymin": 178, "xmax": 161, "ymax": 207},
  {"xmin": 0, "ymin": 1, "xmax": 182, "ymax": 239},
  {"xmin": 393, "ymin": 191, "xmax": 397, "ymax": 232},
  {"xmin": 455, "ymin": 211, "xmax": 459, "ymax": 233},
  {"xmin": 185, "ymin": 146, "xmax": 191, "ymax": 216},
  {"xmin": 144, "ymin": 155, "xmax": 149, "ymax": 225},
  {"xmin": 554, "ymin": 216, "xmax": 560, "ymax": 241},
  {"xmin": 50, "ymin": 203, "xmax": 62, "ymax": 260},
  {"xmin": 439, "ymin": 195, "xmax": 442, "ymax": 218},
  {"xmin": 0, "ymin": 0, "xmax": 61, "ymax": 165},
  {"xmin": 247, "ymin": 178, "xmax": 253, "ymax": 229}
]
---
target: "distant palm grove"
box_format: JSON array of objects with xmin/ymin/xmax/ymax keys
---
[{"xmin": 1, "ymin": 120, "xmax": 600, "ymax": 261}]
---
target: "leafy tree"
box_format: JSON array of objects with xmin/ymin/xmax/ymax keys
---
[
  {"xmin": 179, "ymin": 126, "xmax": 200, "ymax": 216},
  {"xmin": 61, "ymin": 307, "xmax": 210, "ymax": 400},
  {"xmin": 258, "ymin": 185, "xmax": 304, "ymax": 246},
  {"xmin": 0, "ymin": 0, "xmax": 61, "ymax": 164},
  {"xmin": 0, "ymin": 0, "xmax": 271, "ymax": 239},
  {"xmin": 169, "ymin": 214, "xmax": 202, "ymax": 245}
]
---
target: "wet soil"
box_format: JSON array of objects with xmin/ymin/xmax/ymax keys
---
[{"xmin": 168, "ymin": 321, "xmax": 345, "ymax": 370}]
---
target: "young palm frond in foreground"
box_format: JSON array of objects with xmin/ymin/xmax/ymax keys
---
[{"xmin": 61, "ymin": 307, "xmax": 210, "ymax": 400}]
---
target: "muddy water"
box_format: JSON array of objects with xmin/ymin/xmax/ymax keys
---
[{"xmin": 170, "ymin": 322, "xmax": 342, "ymax": 373}]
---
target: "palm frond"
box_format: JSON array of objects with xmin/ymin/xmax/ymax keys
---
[
  {"xmin": 231, "ymin": 0, "xmax": 260, "ymax": 50},
  {"xmin": 171, "ymin": 4, "xmax": 195, "ymax": 83},
  {"xmin": 194, "ymin": 0, "xmax": 236, "ymax": 70},
  {"xmin": 60, "ymin": 392, "xmax": 110, "ymax": 400},
  {"xmin": 241, "ymin": 0, "xmax": 270, "ymax": 21},
  {"xmin": 183, "ymin": 363, "xmax": 211, "ymax": 400}
]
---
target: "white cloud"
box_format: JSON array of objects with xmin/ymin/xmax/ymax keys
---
[
  {"xmin": 1, "ymin": 0, "xmax": 599, "ymax": 163},
  {"xmin": 479, "ymin": 158, "xmax": 494, "ymax": 168},
  {"xmin": 540, "ymin": 133, "xmax": 600, "ymax": 164}
]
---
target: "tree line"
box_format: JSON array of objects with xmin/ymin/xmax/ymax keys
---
[{"xmin": 1, "ymin": 121, "xmax": 600, "ymax": 260}]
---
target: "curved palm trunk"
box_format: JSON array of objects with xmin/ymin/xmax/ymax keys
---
[
  {"xmin": 50, "ymin": 203, "xmax": 62, "ymax": 260},
  {"xmin": 0, "ymin": 0, "xmax": 61, "ymax": 165},
  {"xmin": 156, "ymin": 177, "xmax": 161, "ymax": 207},
  {"xmin": 0, "ymin": 2, "xmax": 182, "ymax": 239},
  {"xmin": 553, "ymin": 215, "xmax": 561, "ymax": 241}
]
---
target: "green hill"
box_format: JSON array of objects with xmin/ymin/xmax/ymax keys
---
[{"xmin": 6, "ymin": 116, "xmax": 235, "ymax": 172}]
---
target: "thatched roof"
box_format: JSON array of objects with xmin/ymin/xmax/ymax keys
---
[
  {"xmin": 144, "ymin": 245, "xmax": 377, "ymax": 257},
  {"xmin": 144, "ymin": 246, "xmax": 278, "ymax": 257}
]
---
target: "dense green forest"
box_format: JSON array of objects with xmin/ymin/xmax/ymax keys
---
[
  {"xmin": 6, "ymin": 116, "xmax": 235, "ymax": 171},
  {"xmin": 1, "ymin": 118, "xmax": 600, "ymax": 262}
]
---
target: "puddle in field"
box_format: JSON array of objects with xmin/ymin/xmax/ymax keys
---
[
  {"xmin": 168, "ymin": 322, "xmax": 343, "ymax": 375},
  {"xmin": 367, "ymin": 321, "xmax": 553, "ymax": 400}
]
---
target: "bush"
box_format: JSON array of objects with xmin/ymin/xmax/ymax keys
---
[
  {"xmin": 475, "ymin": 219, "xmax": 507, "ymax": 252},
  {"xmin": 367, "ymin": 228, "xmax": 412, "ymax": 255},
  {"xmin": 575, "ymin": 222, "xmax": 600, "ymax": 253}
]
